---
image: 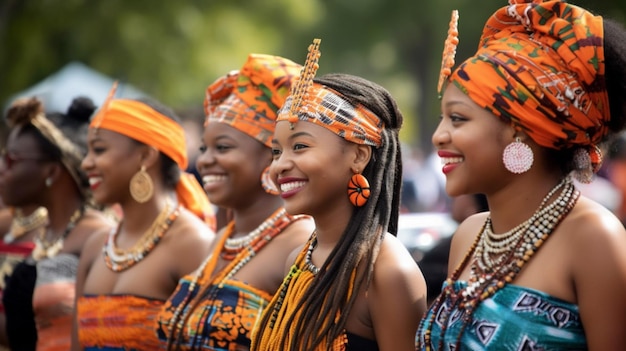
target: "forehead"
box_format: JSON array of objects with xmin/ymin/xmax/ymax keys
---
[
  {"xmin": 6, "ymin": 127, "xmax": 40, "ymax": 151},
  {"xmin": 87, "ymin": 128, "xmax": 133, "ymax": 143}
]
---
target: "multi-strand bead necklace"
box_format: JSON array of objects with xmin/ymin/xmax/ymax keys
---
[
  {"xmin": 103, "ymin": 202, "xmax": 180, "ymax": 272},
  {"xmin": 419, "ymin": 178, "xmax": 579, "ymax": 350}
]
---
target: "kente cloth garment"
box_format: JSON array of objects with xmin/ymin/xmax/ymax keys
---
[
  {"xmin": 33, "ymin": 253, "xmax": 79, "ymax": 351},
  {"xmin": 157, "ymin": 278, "xmax": 272, "ymax": 350},
  {"xmin": 449, "ymin": 0, "xmax": 609, "ymax": 153},
  {"xmin": 77, "ymin": 294, "xmax": 165, "ymax": 350},
  {"xmin": 205, "ymin": 54, "xmax": 302, "ymax": 148},
  {"xmin": 0, "ymin": 241, "xmax": 35, "ymax": 313},
  {"xmin": 90, "ymin": 96, "xmax": 215, "ymax": 230},
  {"xmin": 416, "ymin": 281, "xmax": 587, "ymax": 350},
  {"xmin": 157, "ymin": 210, "xmax": 304, "ymax": 350}
]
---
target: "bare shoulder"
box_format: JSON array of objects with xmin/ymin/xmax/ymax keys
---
[
  {"xmin": 375, "ymin": 233, "xmax": 424, "ymax": 280},
  {"xmin": 164, "ymin": 208, "xmax": 216, "ymax": 251},
  {"xmin": 447, "ymin": 212, "xmax": 488, "ymax": 271},
  {"xmin": 271, "ymin": 215, "xmax": 315, "ymax": 248},
  {"xmin": 69, "ymin": 209, "xmax": 116, "ymax": 254}
]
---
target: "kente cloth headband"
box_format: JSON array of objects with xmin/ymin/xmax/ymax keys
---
[
  {"xmin": 91, "ymin": 87, "xmax": 215, "ymax": 226},
  {"xmin": 277, "ymin": 39, "xmax": 384, "ymax": 147},
  {"xmin": 444, "ymin": 0, "xmax": 609, "ymax": 151},
  {"xmin": 204, "ymin": 54, "xmax": 302, "ymax": 148}
]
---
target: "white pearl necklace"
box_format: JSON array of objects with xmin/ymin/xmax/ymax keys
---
[{"xmin": 223, "ymin": 208, "xmax": 287, "ymax": 252}]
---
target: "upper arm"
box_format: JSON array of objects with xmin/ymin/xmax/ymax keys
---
[
  {"xmin": 369, "ymin": 235, "xmax": 427, "ymax": 351},
  {"xmin": 71, "ymin": 228, "xmax": 108, "ymax": 351},
  {"xmin": 571, "ymin": 209, "xmax": 626, "ymax": 350}
]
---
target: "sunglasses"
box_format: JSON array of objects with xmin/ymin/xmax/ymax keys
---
[{"xmin": 1, "ymin": 150, "xmax": 49, "ymax": 169}]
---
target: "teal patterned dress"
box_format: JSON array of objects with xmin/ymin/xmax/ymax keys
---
[{"xmin": 416, "ymin": 282, "xmax": 587, "ymax": 350}]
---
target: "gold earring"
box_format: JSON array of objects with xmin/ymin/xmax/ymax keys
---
[{"xmin": 129, "ymin": 165, "xmax": 154, "ymax": 203}]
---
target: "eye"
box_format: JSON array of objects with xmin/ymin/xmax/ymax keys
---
[
  {"xmin": 293, "ymin": 143, "xmax": 308, "ymax": 151},
  {"xmin": 199, "ymin": 145, "xmax": 207, "ymax": 153},
  {"xmin": 216, "ymin": 144, "xmax": 231, "ymax": 152},
  {"xmin": 271, "ymin": 148, "xmax": 282, "ymax": 159},
  {"xmin": 449, "ymin": 113, "xmax": 467, "ymax": 123}
]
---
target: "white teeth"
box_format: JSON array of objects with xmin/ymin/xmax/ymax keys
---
[
  {"xmin": 440, "ymin": 157, "xmax": 464, "ymax": 165},
  {"xmin": 88, "ymin": 177, "xmax": 102, "ymax": 186},
  {"xmin": 202, "ymin": 175, "xmax": 227, "ymax": 185},
  {"xmin": 280, "ymin": 181, "xmax": 306, "ymax": 192}
]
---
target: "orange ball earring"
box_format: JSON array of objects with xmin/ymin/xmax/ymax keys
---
[{"xmin": 348, "ymin": 173, "xmax": 370, "ymax": 207}]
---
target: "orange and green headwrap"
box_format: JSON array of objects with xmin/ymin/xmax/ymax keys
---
[
  {"xmin": 203, "ymin": 54, "xmax": 302, "ymax": 148},
  {"xmin": 449, "ymin": 0, "xmax": 609, "ymax": 154},
  {"xmin": 91, "ymin": 98, "xmax": 215, "ymax": 228}
]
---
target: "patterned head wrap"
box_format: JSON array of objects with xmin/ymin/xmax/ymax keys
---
[
  {"xmin": 204, "ymin": 54, "xmax": 303, "ymax": 148},
  {"xmin": 91, "ymin": 95, "xmax": 215, "ymax": 227},
  {"xmin": 6, "ymin": 97, "xmax": 89, "ymax": 199},
  {"xmin": 277, "ymin": 39, "xmax": 384, "ymax": 147},
  {"xmin": 448, "ymin": 0, "xmax": 609, "ymax": 176}
]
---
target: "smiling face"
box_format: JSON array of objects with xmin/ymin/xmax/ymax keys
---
[
  {"xmin": 270, "ymin": 120, "xmax": 359, "ymax": 218},
  {"xmin": 0, "ymin": 127, "xmax": 53, "ymax": 207},
  {"xmin": 432, "ymin": 83, "xmax": 513, "ymax": 197},
  {"xmin": 195, "ymin": 122, "xmax": 271, "ymax": 209},
  {"xmin": 81, "ymin": 128, "xmax": 143, "ymax": 205}
]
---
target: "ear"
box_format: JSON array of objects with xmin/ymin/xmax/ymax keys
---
[
  {"xmin": 351, "ymin": 144, "xmax": 372, "ymax": 173},
  {"xmin": 138, "ymin": 145, "xmax": 161, "ymax": 170},
  {"xmin": 43, "ymin": 162, "xmax": 63, "ymax": 186}
]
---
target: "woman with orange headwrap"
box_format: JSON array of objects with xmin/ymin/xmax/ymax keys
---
[
  {"xmin": 417, "ymin": 0, "xmax": 626, "ymax": 349},
  {"xmin": 155, "ymin": 53, "xmax": 314, "ymax": 350},
  {"xmin": 72, "ymin": 95, "xmax": 216, "ymax": 350}
]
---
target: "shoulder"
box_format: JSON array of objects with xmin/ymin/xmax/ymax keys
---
[
  {"xmin": 447, "ymin": 212, "xmax": 488, "ymax": 271},
  {"xmin": 70, "ymin": 209, "xmax": 115, "ymax": 254},
  {"xmin": 271, "ymin": 215, "xmax": 315, "ymax": 247},
  {"xmin": 373, "ymin": 233, "xmax": 425, "ymax": 291},
  {"xmin": 166, "ymin": 208, "xmax": 216, "ymax": 247}
]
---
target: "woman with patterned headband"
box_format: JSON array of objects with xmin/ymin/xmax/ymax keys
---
[
  {"xmin": 156, "ymin": 53, "xmax": 314, "ymax": 350},
  {"xmin": 251, "ymin": 40, "xmax": 427, "ymax": 351},
  {"xmin": 0, "ymin": 97, "xmax": 114, "ymax": 351},
  {"xmin": 73, "ymin": 94, "xmax": 216, "ymax": 350},
  {"xmin": 417, "ymin": 0, "xmax": 626, "ymax": 349}
]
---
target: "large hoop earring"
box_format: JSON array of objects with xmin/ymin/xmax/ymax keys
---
[
  {"xmin": 260, "ymin": 166, "xmax": 280, "ymax": 195},
  {"xmin": 502, "ymin": 137, "xmax": 534, "ymax": 174},
  {"xmin": 348, "ymin": 173, "xmax": 370, "ymax": 207},
  {"xmin": 130, "ymin": 165, "xmax": 154, "ymax": 203}
]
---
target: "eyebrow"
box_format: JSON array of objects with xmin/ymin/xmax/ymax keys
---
[{"xmin": 272, "ymin": 131, "xmax": 314, "ymax": 145}]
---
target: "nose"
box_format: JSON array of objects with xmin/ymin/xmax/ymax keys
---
[
  {"xmin": 195, "ymin": 147, "xmax": 216, "ymax": 173},
  {"xmin": 269, "ymin": 152, "xmax": 291, "ymax": 182},
  {"xmin": 431, "ymin": 120, "xmax": 451, "ymax": 148},
  {"xmin": 81, "ymin": 152, "xmax": 93, "ymax": 171}
]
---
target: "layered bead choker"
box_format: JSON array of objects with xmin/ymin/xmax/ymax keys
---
[
  {"xmin": 221, "ymin": 208, "xmax": 288, "ymax": 260},
  {"xmin": 419, "ymin": 177, "xmax": 580, "ymax": 350},
  {"xmin": 103, "ymin": 202, "xmax": 180, "ymax": 272}
]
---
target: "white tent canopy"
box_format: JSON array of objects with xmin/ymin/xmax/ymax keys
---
[{"xmin": 4, "ymin": 61, "xmax": 148, "ymax": 113}]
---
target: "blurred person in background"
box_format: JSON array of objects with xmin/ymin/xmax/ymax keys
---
[
  {"xmin": 607, "ymin": 131, "xmax": 626, "ymax": 226},
  {"xmin": 1, "ymin": 96, "xmax": 113, "ymax": 351}
]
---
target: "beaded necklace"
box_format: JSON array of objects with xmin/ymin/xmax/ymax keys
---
[
  {"xmin": 165, "ymin": 207, "xmax": 297, "ymax": 340},
  {"xmin": 419, "ymin": 178, "xmax": 579, "ymax": 350},
  {"xmin": 103, "ymin": 202, "xmax": 180, "ymax": 272},
  {"xmin": 31, "ymin": 206, "xmax": 85, "ymax": 261},
  {"xmin": 221, "ymin": 208, "xmax": 288, "ymax": 260},
  {"xmin": 4, "ymin": 207, "xmax": 49, "ymax": 244}
]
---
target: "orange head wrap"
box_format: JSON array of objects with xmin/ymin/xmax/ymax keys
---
[
  {"xmin": 90, "ymin": 97, "xmax": 215, "ymax": 228},
  {"xmin": 277, "ymin": 39, "xmax": 384, "ymax": 147},
  {"xmin": 449, "ymin": 0, "xmax": 609, "ymax": 171},
  {"xmin": 204, "ymin": 54, "xmax": 302, "ymax": 148}
]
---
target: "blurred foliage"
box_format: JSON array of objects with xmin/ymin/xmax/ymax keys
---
[{"xmin": 1, "ymin": 0, "xmax": 624, "ymax": 151}]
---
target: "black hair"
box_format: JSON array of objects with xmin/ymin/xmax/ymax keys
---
[
  {"xmin": 133, "ymin": 97, "xmax": 182, "ymax": 189},
  {"xmin": 255, "ymin": 73, "xmax": 404, "ymax": 350}
]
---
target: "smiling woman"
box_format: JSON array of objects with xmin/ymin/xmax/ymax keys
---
[{"xmin": 73, "ymin": 93, "xmax": 216, "ymax": 351}]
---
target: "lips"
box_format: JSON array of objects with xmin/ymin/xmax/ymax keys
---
[
  {"xmin": 277, "ymin": 178, "xmax": 307, "ymax": 199},
  {"xmin": 437, "ymin": 151, "xmax": 464, "ymax": 175},
  {"xmin": 88, "ymin": 176, "xmax": 102, "ymax": 190}
]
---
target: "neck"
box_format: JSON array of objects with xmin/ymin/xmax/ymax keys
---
[
  {"xmin": 229, "ymin": 194, "xmax": 285, "ymax": 236},
  {"xmin": 119, "ymin": 193, "xmax": 175, "ymax": 237},
  {"xmin": 45, "ymin": 195, "xmax": 84, "ymax": 236}
]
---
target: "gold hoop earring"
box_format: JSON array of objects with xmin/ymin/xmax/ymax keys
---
[{"xmin": 129, "ymin": 165, "xmax": 154, "ymax": 203}]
